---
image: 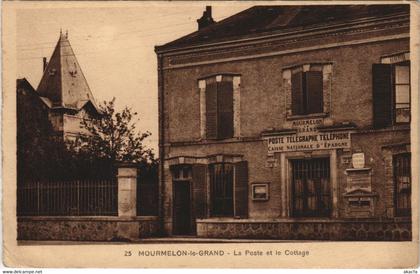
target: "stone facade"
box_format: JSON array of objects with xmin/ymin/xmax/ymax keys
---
[
  {"xmin": 197, "ymin": 219, "xmax": 411, "ymax": 241},
  {"xmin": 18, "ymin": 217, "xmax": 160, "ymax": 241}
]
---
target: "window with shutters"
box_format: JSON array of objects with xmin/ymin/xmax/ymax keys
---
[
  {"xmin": 373, "ymin": 54, "xmax": 410, "ymax": 128},
  {"xmin": 199, "ymin": 75, "xmax": 240, "ymax": 140},
  {"xmin": 283, "ymin": 64, "xmax": 331, "ymax": 118},
  {"xmin": 394, "ymin": 153, "xmax": 411, "ymax": 217},
  {"xmin": 209, "ymin": 161, "xmax": 249, "ymax": 218},
  {"xmin": 291, "ymin": 70, "xmax": 323, "ymax": 115},
  {"xmin": 394, "ymin": 63, "xmax": 410, "ymax": 123}
]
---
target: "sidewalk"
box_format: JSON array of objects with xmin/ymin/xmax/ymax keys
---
[{"xmin": 18, "ymin": 237, "xmax": 313, "ymax": 245}]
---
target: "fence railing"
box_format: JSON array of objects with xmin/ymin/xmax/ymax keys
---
[{"xmin": 17, "ymin": 179, "xmax": 118, "ymax": 216}]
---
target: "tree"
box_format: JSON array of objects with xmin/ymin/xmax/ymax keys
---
[
  {"xmin": 79, "ymin": 98, "xmax": 155, "ymax": 165},
  {"xmin": 16, "ymin": 83, "xmax": 71, "ymax": 181},
  {"xmin": 17, "ymin": 92, "xmax": 156, "ymax": 181}
]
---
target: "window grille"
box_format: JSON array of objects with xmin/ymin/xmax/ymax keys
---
[
  {"xmin": 291, "ymin": 158, "xmax": 331, "ymax": 217},
  {"xmin": 210, "ymin": 163, "xmax": 234, "ymax": 216},
  {"xmin": 394, "ymin": 153, "xmax": 411, "ymax": 217}
]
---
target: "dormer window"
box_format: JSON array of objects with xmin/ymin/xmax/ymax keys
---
[
  {"xmin": 69, "ymin": 62, "xmax": 78, "ymax": 77},
  {"xmin": 49, "ymin": 68, "xmax": 56, "ymax": 76}
]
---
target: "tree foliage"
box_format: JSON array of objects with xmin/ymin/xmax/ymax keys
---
[
  {"xmin": 16, "ymin": 86, "xmax": 66, "ymax": 181},
  {"xmin": 17, "ymin": 94, "xmax": 156, "ymax": 181},
  {"xmin": 79, "ymin": 98, "xmax": 155, "ymax": 165}
]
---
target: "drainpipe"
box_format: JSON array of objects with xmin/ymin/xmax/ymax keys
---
[{"xmin": 157, "ymin": 52, "xmax": 165, "ymax": 236}]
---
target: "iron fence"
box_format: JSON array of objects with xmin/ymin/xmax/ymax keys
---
[{"xmin": 17, "ymin": 179, "xmax": 118, "ymax": 216}]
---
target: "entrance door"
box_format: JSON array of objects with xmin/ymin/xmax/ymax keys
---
[
  {"xmin": 173, "ymin": 181, "xmax": 192, "ymax": 235},
  {"xmin": 291, "ymin": 158, "xmax": 331, "ymax": 217}
]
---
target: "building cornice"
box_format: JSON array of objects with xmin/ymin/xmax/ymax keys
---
[
  {"xmin": 164, "ymin": 154, "xmax": 245, "ymax": 167},
  {"xmin": 163, "ymin": 33, "xmax": 409, "ymax": 70}
]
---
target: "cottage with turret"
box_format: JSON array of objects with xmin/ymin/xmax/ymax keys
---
[{"xmin": 17, "ymin": 31, "xmax": 101, "ymax": 142}]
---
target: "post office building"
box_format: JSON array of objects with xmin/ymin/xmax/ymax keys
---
[{"xmin": 154, "ymin": 5, "xmax": 412, "ymax": 240}]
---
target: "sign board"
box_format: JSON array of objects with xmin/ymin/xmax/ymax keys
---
[
  {"xmin": 352, "ymin": 153, "xmax": 365, "ymax": 169},
  {"xmin": 265, "ymin": 118, "xmax": 351, "ymax": 155}
]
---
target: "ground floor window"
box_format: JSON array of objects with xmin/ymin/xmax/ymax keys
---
[
  {"xmin": 394, "ymin": 153, "xmax": 411, "ymax": 217},
  {"xmin": 209, "ymin": 163, "xmax": 234, "ymax": 217},
  {"xmin": 291, "ymin": 158, "xmax": 331, "ymax": 217}
]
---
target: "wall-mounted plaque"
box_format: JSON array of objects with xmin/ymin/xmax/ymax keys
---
[
  {"xmin": 352, "ymin": 153, "xmax": 365, "ymax": 168},
  {"xmin": 251, "ymin": 183, "xmax": 269, "ymax": 201},
  {"xmin": 345, "ymin": 168, "xmax": 372, "ymax": 192},
  {"xmin": 343, "ymin": 167, "xmax": 376, "ymax": 218}
]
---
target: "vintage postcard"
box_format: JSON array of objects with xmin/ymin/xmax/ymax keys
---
[{"xmin": 2, "ymin": 0, "xmax": 419, "ymax": 269}]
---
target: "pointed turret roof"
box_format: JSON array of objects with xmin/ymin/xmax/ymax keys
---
[{"xmin": 36, "ymin": 32, "xmax": 99, "ymax": 112}]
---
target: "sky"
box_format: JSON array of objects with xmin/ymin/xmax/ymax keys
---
[{"xmin": 16, "ymin": 3, "xmax": 254, "ymax": 153}]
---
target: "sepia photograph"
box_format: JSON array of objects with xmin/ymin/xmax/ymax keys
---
[{"xmin": 2, "ymin": 1, "xmax": 419, "ymax": 269}]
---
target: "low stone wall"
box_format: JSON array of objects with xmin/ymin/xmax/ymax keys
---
[
  {"xmin": 196, "ymin": 218, "xmax": 412, "ymax": 241},
  {"xmin": 18, "ymin": 216, "xmax": 160, "ymax": 241}
]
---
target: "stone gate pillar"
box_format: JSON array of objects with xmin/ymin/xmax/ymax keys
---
[
  {"xmin": 116, "ymin": 163, "xmax": 139, "ymax": 240},
  {"xmin": 117, "ymin": 164, "xmax": 138, "ymax": 217}
]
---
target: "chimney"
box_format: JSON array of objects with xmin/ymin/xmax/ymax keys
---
[
  {"xmin": 197, "ymin": 6, "xmax": 215, "ymax": 30},
  {"xmin": 43, "ymin": 57, "xmax": 48, "ymax": 72}
]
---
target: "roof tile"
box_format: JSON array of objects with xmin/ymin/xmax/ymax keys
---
[{"xmin": 156, "ymin": 5, "xmax": 409, "ymax": 52}]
